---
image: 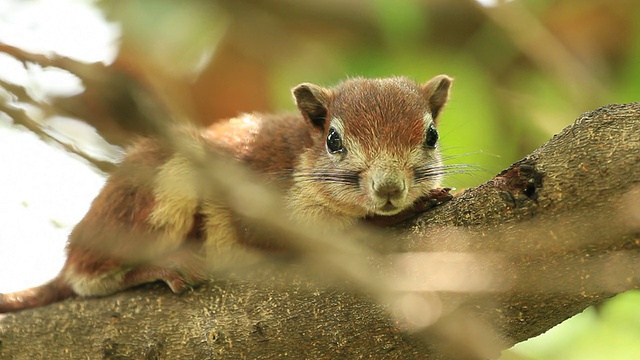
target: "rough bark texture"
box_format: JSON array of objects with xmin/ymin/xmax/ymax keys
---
[{"xmin": 1, "ymin": 103, "xmax": 639, "ymax": 359}]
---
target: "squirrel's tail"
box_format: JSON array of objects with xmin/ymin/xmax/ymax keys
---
[{"xmin": 0, "ymin": 277, "xmax": 74, "ymax": 313}]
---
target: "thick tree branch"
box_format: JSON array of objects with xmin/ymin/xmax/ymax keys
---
[{"xmin": 1, "ymin": 103, "xmax": 638, "ymax": 359}]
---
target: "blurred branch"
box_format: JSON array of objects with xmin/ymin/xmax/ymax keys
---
[
  {"xmin": 1, "ymin": 103, "xmax": 638, "ymax": 359},
  {"xmin": 0, "ymin": 91, "xmax": 116, "ymax": 173},
  {"xmin": 0, "ymin": 43, "xmax": 100, "ymax": 74},
  {"xmin": 0, "ymin": 42, "xmax": 173, "ymax": 147}
]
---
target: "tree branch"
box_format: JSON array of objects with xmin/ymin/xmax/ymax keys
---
[{"xmin": 1, "ymin": 103, "xmax": 638, "ymax": 360}]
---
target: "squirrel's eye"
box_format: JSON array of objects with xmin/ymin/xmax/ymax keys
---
[
  {"xmin": 326, "ymin": 127, "xmax": 344, "ymax": 154},
  {"xmin": 424, "ymin": 123, "xmax": 438, "ymax": 148}
]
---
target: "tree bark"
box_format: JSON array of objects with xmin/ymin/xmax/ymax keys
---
[{"xmin": 1, "ymin": 103, "xmax": 639, "ymax": 360}]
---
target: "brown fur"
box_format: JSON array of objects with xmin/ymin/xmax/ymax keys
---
[{"xmin": 0, "ymin": 75, "xmax": 452, "ymax": 313}]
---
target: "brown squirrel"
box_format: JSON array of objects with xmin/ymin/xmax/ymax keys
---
[{"xmin": 0, "ymin": 75, "xmax": 453, "ymax": 313}]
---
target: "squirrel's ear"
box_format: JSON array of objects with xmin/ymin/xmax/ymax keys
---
[
  {"xmin": 292, "ymin": 83, "xmax": 330, "ymax": 130},
  {"xmin": 421, "ymin": 75, "xmax": 453, "ymax": 121}
]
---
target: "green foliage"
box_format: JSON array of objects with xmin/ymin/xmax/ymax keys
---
[{"xmin": 504, "ymin": 291, "xmax": 640, "ymax": 360}]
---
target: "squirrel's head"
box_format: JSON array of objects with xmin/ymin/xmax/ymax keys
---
[{"xmin": 292, "ymin": 75, "xmax": 452, "ymax": 217}]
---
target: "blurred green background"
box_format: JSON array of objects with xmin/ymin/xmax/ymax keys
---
[
  {"xmin": 1, "ymin": 0, "xmax": 638, "ymax": 358},
  {"xmin": 97, "ymin": 0, "xmax": 640, "ymax": 190}
]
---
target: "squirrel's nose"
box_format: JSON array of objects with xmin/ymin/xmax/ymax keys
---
[{"xmin": 372, "ymin": 180, "xmax": 405, "ymax": 200}]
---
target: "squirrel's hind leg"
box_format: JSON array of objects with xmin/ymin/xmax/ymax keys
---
[{"xmin": 122, "ymin": 265, "xmax": 206, "ymax": 293}]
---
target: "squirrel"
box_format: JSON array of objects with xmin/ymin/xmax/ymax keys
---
[{"xmin": 0, "ymin": 74, "xmax": 453, "ymax": 313}]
